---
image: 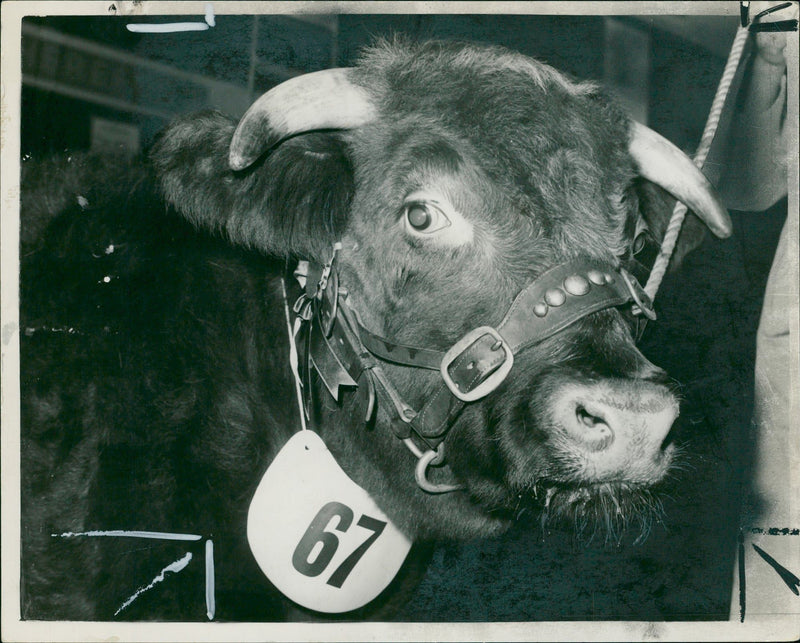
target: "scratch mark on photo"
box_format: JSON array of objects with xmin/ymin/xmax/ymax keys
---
[
  {"xmin": 738, "ymin": 529, "xmax": 746, "ymax": 622},
  {"xmin": 205, "ymin": 539, "xmax": 215, "ymax": 620},
  {"xmin": 53, "ymin": 529, "xmax": 202, "ymax": 541},
  {"xmin": 753, "ymin": 544, "xmax": 800, "ymax": 595},
  {"xmin": 115, "ymin": 552, "xmax": 193, "ymax": 616},
  {"xmin": 127, "ymin": 3, "xmax": 215, "ymax": 33}
]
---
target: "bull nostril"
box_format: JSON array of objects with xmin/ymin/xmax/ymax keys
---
[
  {"xmin": 660, "ymin": 424, "xmax": 678, "ymax": 451},
  {"xmin": 576, "ymin": 405, "xmax": 606, "ymax": 429},
  {"xmin": 637, "ymin": 359, "xmax": 670, "ymax": 386},
  {"xmin": 571, "ymin": 403, "xmax": 614, "ymax": 451}
]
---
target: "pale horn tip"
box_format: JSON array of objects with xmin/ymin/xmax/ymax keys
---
[
  {"xmin": 229, "ymin": 126, "xmax": 282, "ymax": 171},
  {"xmin": 630, "ymin": 121, "xmax": 733, "ymax": 239},
  {"xmin": 228, "ymin": 151, "xmax": 249, "ymax": 172},
  {"xmin": 710, "ymin": 212, "xmax": 733, "ymax": 239}
]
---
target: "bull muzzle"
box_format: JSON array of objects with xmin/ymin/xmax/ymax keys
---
[{"xmin": 551, "ymin": 379, "xmax": 679, "ymax": 485}]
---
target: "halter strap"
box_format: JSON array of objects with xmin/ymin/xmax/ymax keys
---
[
  {"xmin": 347, "ymin": 259, "xmax": 654, "ymax": 403},
  {"xmin": 292, "ymin": 254, "xmax": 654, "ymax": 451},
  {"xmin": 439, "ymin": 259, "xmax": 654, "ymax": 402}
]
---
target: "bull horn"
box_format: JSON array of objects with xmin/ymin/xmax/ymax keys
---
[
  {"xmin": 629, "ymin": 121, "xmax": 732, "ymax": 238},
  {"xmin": 229, "ymin": 68, "xmax": 376, "ymax": 171}
]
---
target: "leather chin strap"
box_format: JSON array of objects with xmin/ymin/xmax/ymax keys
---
[{"xmin": 290, "ymin": 245, "xmax": 656, "ymax": 491}]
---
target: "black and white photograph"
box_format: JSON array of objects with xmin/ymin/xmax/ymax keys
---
[{"xmin": 1, "ymin": 1, "xmax": 798, "ymax": 641}]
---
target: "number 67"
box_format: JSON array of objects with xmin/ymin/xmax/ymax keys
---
[{"xmin": 291, "ymin": 501, "xmax": 387, "ymax": 588}]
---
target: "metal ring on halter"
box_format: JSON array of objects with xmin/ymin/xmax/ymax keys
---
[
  {"xmin": 620, "ymin": 268, "xmax": 657, "ymax": 321},
  {"xmin": 414, "ymin": 447, "xmax": 463, "ymax": 494}
]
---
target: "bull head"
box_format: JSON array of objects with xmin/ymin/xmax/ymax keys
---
[{"xmin": 152, "ymin": 40, "xmax": 731, "ymax": 542}]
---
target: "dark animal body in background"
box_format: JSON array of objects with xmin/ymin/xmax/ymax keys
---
[{"xmin": 20, "ymin": 39, "xmax": 730, "ymax": 621}]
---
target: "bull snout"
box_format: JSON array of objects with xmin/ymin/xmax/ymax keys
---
[{"xmin": 551, "ymin": 380, "xmax": 679, "ymax": 485}]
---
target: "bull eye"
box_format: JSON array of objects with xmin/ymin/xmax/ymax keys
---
[
  {"xmin": 403, "ymin": 202, "xmax": 451, "ymax": 234},
  {"xmin": 633, "ymin": 217, "xmax": 650, "ymax": 254},
  {"xmin": 401, "ymin": 191, "xmax": 473, "ymax": 246},
  {"xmin": 407, "ymin": 205, "xmax": 432, "ymax": 229}
]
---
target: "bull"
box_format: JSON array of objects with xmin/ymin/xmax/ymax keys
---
[{"xmin": 20, "ymin": 39, "xmax": 731, "ymax": 621}]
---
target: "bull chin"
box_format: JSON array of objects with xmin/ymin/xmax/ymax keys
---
[
  {"xmin": 527, "ymin": 475, "xmax": 676, "ymax": 546},
  {"xmin": 469, "ymin": 447, "xmax": 678, "ymax": 546}
]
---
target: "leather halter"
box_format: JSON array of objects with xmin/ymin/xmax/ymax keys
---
[{"xmin": 290, "ymin": 246, "xmax": 656, "ymax": 461}]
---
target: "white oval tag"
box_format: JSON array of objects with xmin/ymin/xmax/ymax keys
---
[{"xmin": 247, "ymin": 430, "xmax": 412, "ymax": 613}]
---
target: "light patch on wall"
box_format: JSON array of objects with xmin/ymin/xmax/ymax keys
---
[
  {"xmin": 604, "ymin": 18, "xmax": 651, "ymax": 125},
  {"xmin": 90, "ymin": 116, "xmax": 140, "ymax": 159}
]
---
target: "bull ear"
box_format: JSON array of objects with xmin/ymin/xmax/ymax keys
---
[
  {"xmin": 150, "ymin": 110, "xmax": 354, "ymax": 262},
  {"xmin": 634, "ymin": 179, "xmax": 708, "ymax": 268},
  {"xmin": 627, "ymin": 122, "xmax": 731, "ymax": 268}
]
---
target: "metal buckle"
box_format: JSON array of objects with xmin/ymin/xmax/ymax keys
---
[
  {"xmin": 317, "ymin": 268, "xmax": 339, "ymax": 337},
  {"xmin": 312, "ymin": 243, "xmax": 342, "ymax": 337},
  {"xmin": 440, "ymin": 326, "xmax": 514, "ymax": 402}
]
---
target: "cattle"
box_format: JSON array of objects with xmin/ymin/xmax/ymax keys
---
[{"xmin": 19, "ymin": 39, "xmax": 732, "ymax": 621}]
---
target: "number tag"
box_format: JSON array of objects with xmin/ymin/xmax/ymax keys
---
[{"xmin": 247, "ymin": 430, "xmax": 412, "ymax": 613}]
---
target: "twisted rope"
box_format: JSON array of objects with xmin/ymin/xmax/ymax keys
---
[{"xmin": 644, "ymin": 25, "xmax": 751, "ymax": 301}]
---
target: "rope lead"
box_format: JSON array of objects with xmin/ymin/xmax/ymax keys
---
[{"xmin": 645, "ymin": 25, "xmax": 751, "ymax": 301}]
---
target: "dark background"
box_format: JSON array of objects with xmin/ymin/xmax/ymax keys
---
[
  {"xmin": 22, "ymin": 13, "xmax": 736, "ymax": 156},
  {"xmin": 19, "ymin": 11, "xmax": 787, "ymax": 621}
]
